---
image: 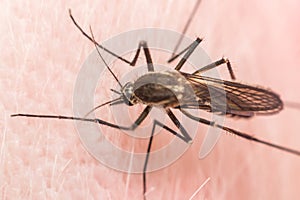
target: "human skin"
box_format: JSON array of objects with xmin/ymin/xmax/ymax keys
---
[{"xmin": 2, "ymin": 0, "xmax": 300, "ymax": 199}]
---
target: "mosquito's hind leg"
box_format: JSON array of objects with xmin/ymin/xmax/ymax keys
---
[
  {"xmin": 180, "ymin": 109, "xmax": 300, "ymax": 156},
  {"xmin": 193, "ymin": 57, "xmax": 236, "ymax": 80},
  {"xmin": 168, "ymin": 37, "xmax": 203, "ymax": 71}
]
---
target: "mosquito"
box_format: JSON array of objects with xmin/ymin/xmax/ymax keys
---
[{"xmin": 11, "ymin": 8, "xmax": 300, "ymax": 199}]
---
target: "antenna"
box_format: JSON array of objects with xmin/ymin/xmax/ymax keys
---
[{"xmin": 89, "ymin": 26, "xmax": 123, "ymax": 89}]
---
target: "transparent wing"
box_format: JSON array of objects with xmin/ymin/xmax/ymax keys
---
[{"xmin": 179, "ymin": 72, "xmax": 283, "ymax": 117}]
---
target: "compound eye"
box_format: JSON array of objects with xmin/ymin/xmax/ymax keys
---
[
  {"xmin": 122, "ymin": 92, "xmax": 134, "ymax": 106},
  {"xmin": 120, "ymin": 82, "xmax": 136, "ymax": 106},
  {"xmin": 123, "ymin": 97, "xmax": 134, "ymax": 106}
]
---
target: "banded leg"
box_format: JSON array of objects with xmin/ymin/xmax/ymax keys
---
[
  {"xmin": 180, "ymin": 109, "xmax": 300, "ymax": 156},
  {"xmin": 193, "ymin": 57, "xmax": 236, "ymax": 80},
  {"xmin": 169, "ymin": 37, "xmax": 203, "ymax": 71}
]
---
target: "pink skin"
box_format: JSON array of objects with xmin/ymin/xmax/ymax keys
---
[{"xmin": 2, "ymin": 0, "xmax": 300, "ymax": 199}]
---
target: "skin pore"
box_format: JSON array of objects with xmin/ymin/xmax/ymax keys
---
[{"xmin": 2, "ymin": 0, "xmax": 300, "ymax": 199}]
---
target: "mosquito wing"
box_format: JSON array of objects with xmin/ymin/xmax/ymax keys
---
[{"xmin": 178, "ymin": 72, "xmax": 283, "ymax": 117}]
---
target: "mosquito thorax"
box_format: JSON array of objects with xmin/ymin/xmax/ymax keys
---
[{"xmin": 129, "ymin": 71, "xmax": 197, "ymax": 108}]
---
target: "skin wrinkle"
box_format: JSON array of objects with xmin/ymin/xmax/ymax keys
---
[{"xmin": 2, "ymin": 0, "xmax": 300, "ymax": 199}]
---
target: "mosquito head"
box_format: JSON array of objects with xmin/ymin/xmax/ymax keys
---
[{"xmin": 121, "ymin": 82, "xmax": 138, "ymax": 106}]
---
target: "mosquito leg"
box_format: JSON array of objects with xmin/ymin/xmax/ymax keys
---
[
  {"xmin": 165, "ymin": 108, "xmax": 193, "ymax": 143},
  {"xmin": 11, "ymin": 106, "xmax": 152, "ymax": 132},
  {"xmin": 180, "ymin": 109, "xmax": 300, "ymax": 156},
  {"xmin": 131, "ymin": 106, "xmax": 191, "ymax": 143},
  {"xmin": 130, "ymin": 41, "xmax": 154, "ymax": 71},
  {"xmin": 142, "ymin": 118, "xmax": 193, "ymax": 198},
  {"xmin": 69, "ymin": 9, "xmax": 131, "ymax": 65},
  {"xmin": 193, "ymin": 57, "xmax": 236, "ymax": 80},
  {"xmin": 143, "ymin": 120, "xmax": 157, "ymax": 199},
  {"xmin": 90, "ymin": 37, "xmax": 154, "ymax": 70},
  {"xmin": 11, "ymin": 109, "xmax": 193, "ymax": 198},
  {"xmin": 69, "ymin": 9, "xmax": 154, "ymax": 71},
  {"xmin": 171, "ymin": 38, "xmax": 202, "ymax": 71},
  {"xmin": 130, "ymin": 106, "xmax": 152, "ymax": 129},
  {"xmin": 169, "ymin": 0, "xmax": 202, "ymax": 59}
]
